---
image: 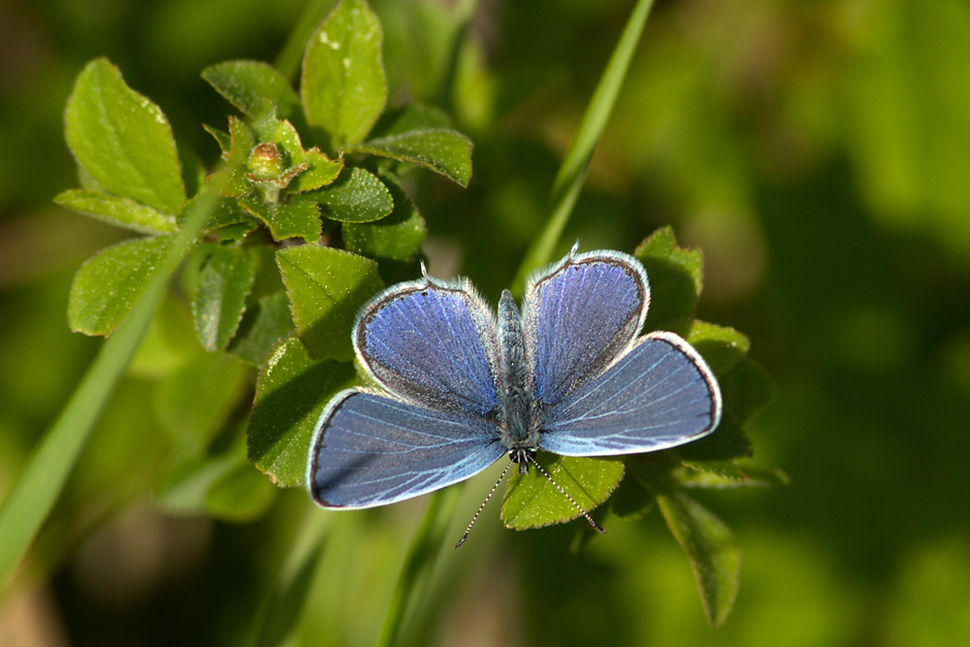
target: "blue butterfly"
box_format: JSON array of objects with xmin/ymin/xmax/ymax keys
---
[{"xmin": 306, "ymin": 245, "xmax": 722, "ymax": 536}]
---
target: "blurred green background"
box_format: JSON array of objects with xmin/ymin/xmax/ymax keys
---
[{"xmin": 2, "ymin": 0, "xmax": 970, "ymax": 645}]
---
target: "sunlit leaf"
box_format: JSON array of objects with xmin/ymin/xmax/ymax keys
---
[
  {"xmin": 349, "ymin": 128, "xmax": 473, "ymax": 187},
  {"xmin": 208, "ymin": 117, "xmax": 256, "ymax": 197},
  {"xmin": 240, "ymin": 196, "xmax": 322, "ymax": 242},
  {"xmin": 271, "ymin": 119, "xmax": 343, "ymax": 193},
  {"xmin": 202, "ymin": 60, "xmax": 302, "ymax": 122},
  {"xmin": 64, "ymin": 58, "xmax": 185, "ymax": 214},
  {"xmin": 343, "ymin": 171, "xmax": 426, "ymax": 261},
  {"xmin": 204, "ymin": 124, "xmax": 232, "ymax": 153},
  {"xmin": 307, "ymin": 166, "xmax": 393, "ymax": 223},
  {"xmin": 177, "ymin": 195, "xmax": 257, "ymax": 232},
  {"xmin": 192, "ymin": 245, "xmax": 257, "ymax": 351},
  {"xmin": 369, "ymin": 104, "xmax": 452, "ymax": 138},
  {"xmin": 68, "ymin": 235, "xmax": 175, "ymax": 336},
  {"xmin": 276, "ymin": 245, "xmax": 384, "ymax": 361},
  {"xmin": 301, "ymin": 0, "xmax": 387, "ymax": 148},
  {"xmin": 55, "ymin": 189, "xmax": 177, "ymax": 234},
  {"xmin": 502, "ymin": 454, "xmax": 623, "ymax": 530}
]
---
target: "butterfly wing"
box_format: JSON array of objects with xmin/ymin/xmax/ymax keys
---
[
  {"xmin": 523, "ymin": 248, "xmax": 649, "ymax": 408},
  {"xmin": 355, "ymin": 274, "xmax": 500, "ymax": 418},
  {"xmin": 307, "ymin": 389, "xmax": 506, "ymax": 508},
  {"xmin": 538, "ymin": 332, "xmax": 721, "ymax": 456}
]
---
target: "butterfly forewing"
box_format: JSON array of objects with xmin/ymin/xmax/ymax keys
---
[
  {"xmin": 307, "ymin": 389, "xmax": 505, "ymax": 508},
  {"xmin": 354, "ymin": 276, "xmax": 501, "ymax": 417},
  {"xmin": 524, "ymin": 250, "xmax": 649, "ymax": 408},
  {"xmin": 538, "ymin": 332, "xmax": 722, "ymax": 456}
]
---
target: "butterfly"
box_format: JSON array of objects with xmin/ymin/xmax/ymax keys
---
[{"xmin": 306, "ymin": 245, "xmax": 721, "ymax": 539}]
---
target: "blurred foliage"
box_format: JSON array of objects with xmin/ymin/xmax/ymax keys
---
[{"xmin": 2, "ymin": 0, "xmax": 970, "ymax": 646}]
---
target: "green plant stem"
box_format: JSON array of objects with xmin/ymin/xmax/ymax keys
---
[
  {"xmin": 0, "ymin": 192, "xmax": 216, "ymax": 591},
  {"xmin": 375, "ymin": 488, "xmax": 460, "ymax": 647},
  {"xmin": 512, "ymin": 0, "xmax": 656, "ymax": 293}
]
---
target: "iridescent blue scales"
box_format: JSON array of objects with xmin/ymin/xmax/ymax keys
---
[{"xmin": 306, "ymin": 246, "xmax": 722, "ymax": 510}]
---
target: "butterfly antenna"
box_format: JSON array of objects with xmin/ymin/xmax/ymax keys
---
[
  {"xmin": 526, "ymin": 454, "xmax": 605, "ymax": 535},
  {"xmin": 455, "ymin": 461, "xmax": 515, "ymax": 549}
]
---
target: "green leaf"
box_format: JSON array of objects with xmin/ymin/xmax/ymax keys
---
[
  {"xmin": 202, "ymin": 60, "xmax": 303, "ymax": 122},
  {"xmin": 676, "ymin": 463, "xmax": 790, "ymax": 489},
  {"xmin": 64, "ymin": 58, "xmax": 185, "ymax": 214},
  {"xmin": 240, "ymin": 196, "xmax": 322, "ymax": 242},
  {"xmin": 291, "ymin": 149, "xmax": 344, "ymax": 192},
  {"xmin": 370, "ymin": 104, "xmax": 452, "ymax": 138},
  {"xmin": 192, "ymin": 245, "xmax": 257, "ymax": 351},
  {"xmin": 55, "ymin": 189, "xmax": 177, "ymax": 234},
  {"xmin": 636, "ymin": 226, "xmax": 704, "ymax": 330},
  {"xmin": 208, "ymin": 117, "xmax": 256, "ymax": 197},
  {"xmin": 272, "ymin": 120, "xmax": 344, "ymax": 192},
  {"xmin": 502, "ymin": 454, "xmax": 624, "ymax": 530},
  {"xmin": 247, "ymin": 337, "xmax": 356, "ymax": 486},
  {"xmin": 678, "ymin": 459, "xmax": 745, "ymax": 482},
  {"xmin": 720, "ymin": 358, "xmax": 775, "ymax": 425},
  {"xmin": 155, "ymin": 430, "xmax": 277, "ymax": 522},
  {"xmin": 227, "ymin": 292, "xmax": 297, "ymax": 366},
  {"xmin": 276, "ymin": 246, "xmax": 384, "ymax": 361},
  {"xmin": 349, "ymin": 128, "xmax": 473, "ymax": 187},
  {"xmin": 177, "ymin": 195, "xmax": 257, "ymax": 232},
  {"xmin": 343, "ymin": 171, "xmax": 426, "ymax": 261},
  {"xmin": 308, "ymin": 167, "xmax": 393, "ymax": 223},
  {"xmin": 654, "ymin": 487, "xmax": 741, "ymax": 627},
  {"xmin": 153, "ymin": 352, "xmax": 249, "ymax": 454},
  {"xmin": 204, "ymin": 124, "xmax": 233, "ymax": 152},
  {"xmin": 685, "ymin": 320, "xmax": 750, "ymax": 376},
  {"xmin": 69, "ymin": 235, "xmax": 175, "ymax": 336},
  {"xmin": 301, "ymin": 0, "xmax": 387, "ymax": 148}
]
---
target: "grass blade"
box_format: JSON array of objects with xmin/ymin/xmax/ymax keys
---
[
  {"xmin": 0, "ymin": 192, "xmax": 216, "ymax": 590},
  {"xmin": 512, "ymin": 0, "xmax": 655, "ymax": 292}
]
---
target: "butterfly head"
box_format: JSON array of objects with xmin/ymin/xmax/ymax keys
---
[{"xmin": 509, "ymin": 447, "xmax": 535, "ymax": 475}]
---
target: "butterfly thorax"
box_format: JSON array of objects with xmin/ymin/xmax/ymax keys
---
[{"xmin": 497, "ymin": 290, "xmax": 540, "ymax": 473}]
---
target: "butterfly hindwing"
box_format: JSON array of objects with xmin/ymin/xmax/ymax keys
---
[
  {"xmin": 307, "ymin": 389, "xmax": 505, "ymax": 508},
  {"xmin": 538, "ymin": 332, "xmax": 722, "ymax": 456}
]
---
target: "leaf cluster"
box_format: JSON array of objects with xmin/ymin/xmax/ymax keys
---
[{"xmin": 55, "ymin": 0, "xmax": 472, "ymax": 513}]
